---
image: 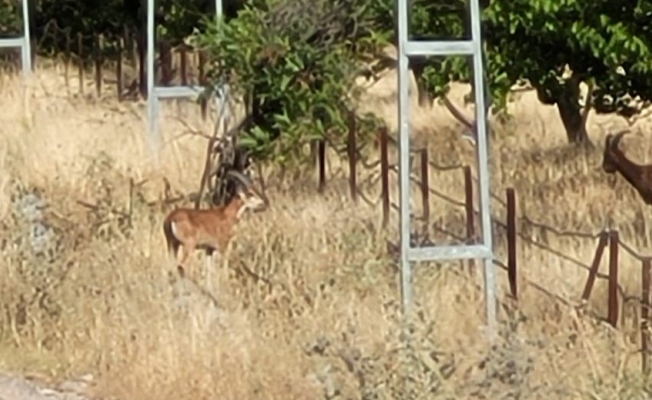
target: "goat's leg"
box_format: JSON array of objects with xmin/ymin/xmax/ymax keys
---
[
  {"xmin": 175, "ymin": 247, "xmax": 186, "ymax": 277},
  {"xmin": 205, "ymin": 248, "xmax": 215, "ymax": 293},
  {"xmin": 177, "ymin": 243, "xmax": 195, "ymax": 278},
  {"xmin": 169, "ymin": 244, "xmax": 181, "ymax": 275}
]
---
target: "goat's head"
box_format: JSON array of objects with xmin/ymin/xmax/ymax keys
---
[
  {"xmin": 602, "ymin": 130, "xmax": 631, "ymax": 173},
  {"xmin": 226, "ymin": 170, "xmax": 270, "ymax": 215}
]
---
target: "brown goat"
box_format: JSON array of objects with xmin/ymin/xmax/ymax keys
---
[
  {"xmin": 163, "ymin": 170, "xmax": 269, "ymax": 287},
  {"xmin": 602, "ymin": 130, "xmax": 652, "ymax": 204}
]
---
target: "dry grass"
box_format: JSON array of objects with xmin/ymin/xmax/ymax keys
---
[{"xmin": 1, "ymin": 61, "xmax": 652, "ymax": 399}]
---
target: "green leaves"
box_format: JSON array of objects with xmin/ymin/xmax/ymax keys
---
[
  {"xmin": 468, "ymin": 0, "xmax": 652, "ymax": 126},
  {"xmin": 8, "ymin": 0, "xmax": 652, "ymax": 147},
  {"xmin": 193, "ymin": 0, "xmax": 384, "ymax": 166},
  {"xmin": 0, "ymin": 1, "xmax": 22, "ymax": 37},
  {"xmin": 191, "ymin": 0, "xmax": 652, "ymax": 146}
]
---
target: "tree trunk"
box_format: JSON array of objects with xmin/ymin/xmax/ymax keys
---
[
  {"xmin": 409, "ymin": 57, "xmax": 432, "ymax": 108},
  {"xmin": 556, "ymin": 78, "xmax": 591, "ymax": 146}
]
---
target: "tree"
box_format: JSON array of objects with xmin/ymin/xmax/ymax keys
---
[
  {"xmin": 192, "ymin": 0, "xmax": 385, "ymax": 168},
  {"xmin": 485, "ymin": 0, "xmax": 652, "ymax": 145},
  {"xmin": 373, "ymin": 0, "xmax": 652, "ymax": 145},
  {"xmin": 361, "ymin": 0, "xmax": 496, "ymax": 142},
  {"xmin": 7, "ymin": 0, "xmax": 651, "ymax": 149}
]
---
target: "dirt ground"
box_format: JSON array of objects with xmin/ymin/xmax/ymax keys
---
[{"xmin": 1, "ymin": 60, "xmax": 652, "ymax": 399}]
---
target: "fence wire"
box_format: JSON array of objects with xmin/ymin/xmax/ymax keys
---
[
  {"xmin": 322, "ymin": 129, "xmax": 650, "ymax": 333},
  {"xmin": 13, "ymin": 28, "xmax": 652, "ymax": 347}
]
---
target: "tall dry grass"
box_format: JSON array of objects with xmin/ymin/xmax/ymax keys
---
[{"xmin": 0, "ymin": 62, "xmax": 652, "ymax": 399}]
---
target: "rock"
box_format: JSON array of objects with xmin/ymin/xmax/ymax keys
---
[
  {"xmin": 0, "ymin": 373, "xmax": 49, "ymax": 400},
  {"xmin": 57, "ymin": 373, "xmax": 94, "ymax": 395},
  {"xmin": 0, "ymin": 373, "xmax": 96, "ymax": 400}
]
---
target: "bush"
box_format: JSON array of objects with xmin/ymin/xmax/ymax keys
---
[{"xmin": 193, "ymin": 0, "xmax": 386, "ymax": 166}]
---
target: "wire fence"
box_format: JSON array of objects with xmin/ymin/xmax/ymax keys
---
[
  {"xmin": 315, "ymin": 123, "xmax": 652, "ymax": 375},
  {"xmin": 4, "ymin": 20, "xmax": 650, "ymax": 373}
]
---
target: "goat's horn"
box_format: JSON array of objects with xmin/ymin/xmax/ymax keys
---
[
  {"xmin": 226, "ymin": 170, "xmax": 270, "ymax": 206},
  {"xmin": 225, "ymin": 169, "xmax": 253, "ymax": 187}
]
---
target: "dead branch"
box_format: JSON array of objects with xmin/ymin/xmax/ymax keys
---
[
  {"xmin": 75, "ymin": 200, "xmax": 130, "ymax": 219},
  {"xmin": 441, "ymin": 94, "xmax": 475, "ymax": 130},
  {"xmin": 580, "ymin": 79, "xmax": 594, "ymax": 129},
  {"xmin": 170, "ymin": 117, "xmax": 214, "ymax": 141},
  {"xmin": 194, "ymin": 95, "xmax": 241, "ymax": 209}
]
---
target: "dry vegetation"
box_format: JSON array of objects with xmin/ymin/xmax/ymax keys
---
[{"xmin": 2, "ymin": 60, "xmax": 652, "ymax": 399}]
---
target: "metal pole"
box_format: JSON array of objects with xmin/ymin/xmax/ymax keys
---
[
  {"xmin": 468, "ymin": 0, "xmax": 496, "ymax": 335},
  {"xmin": 396, "ymin": 0, "xmax": 413, "ymax": 315},
  {"xmin": 215, "ymin": 0, "xmax": 223, "ymax": 17},
  {"xmin": 146, "ymin": 0, "xmax": 160, "ymax": 155},
  {"xmin": 214, "ymin": 1, "xmax": 228, "ymax": 136},
  {"xmin": 20, "ymin": 0, "xmax": 32, "ymax": 74}
]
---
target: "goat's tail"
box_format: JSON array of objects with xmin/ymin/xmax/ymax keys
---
[{"xmin": 163, "ymin": 218, "xmax": 180, "ymax": 258}]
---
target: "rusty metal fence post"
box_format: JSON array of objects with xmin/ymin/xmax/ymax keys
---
[
  {"xmin": 420, "ymin": 148, "xmax": 430, "ymax": 225},
  {"xmin": 608, "ymin": 230, "xmax": 620, "ymax": 328},
  {"xmin": 116, "ymin": 37, "xmax": 123, "ymax": 101},
  {"xmin": 198, "ymin": 50, "xmax": 207, "ymax": 120},
  {"xmin": 580, "ymin": 231, "xmax": 608, "ymax": 302},
  {"xmin": 64, "ymin": 33, "xmax": 71, "ymax": 92},
  {"xmin": 179, "ymin": 46, "xmax": 188, "ymax": 85},
  {"xmin": 506, "ymin": 188, "xmax": 517, "ymax": 299},
  {"xmin": 94, "ymin": 34, "xmax": 103, "ymax": 98},
  {"xmin": 317, "ymin": 140, "xmax": 326, "ymax": 194},
  {"xmin": 77, "ymin": 33, "xmax": 84, "ymax": 95},
  {"xmin": 347, "ymin": 112, "xmax": 358, "ymax": 203},
  {"xmin": 463, "ymin": 166, "xmax": 475, "ymax": 273},
  {"xmin": 159, "ymin": 41, "xmax": 172, "ymax": 86},
  {"xmin": 642, "ymin": 258, "xmax": 651, "ymax": 374},
  {"xmin": 379, "ymin": 127, "xmax": 390, "ymax": 227}
]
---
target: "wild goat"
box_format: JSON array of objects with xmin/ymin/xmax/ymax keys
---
[
  {"xmin": 602, "ymin": 130, "xmax": 652, "ymax": 204},
  {"xmin": 163, "ymin": 170, "xmax": 269, "ymax": 287}
]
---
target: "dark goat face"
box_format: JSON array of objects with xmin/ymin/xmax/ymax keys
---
[
  {"xmin": 602, "ymin": 134, "xmax": 618, "ymax": 173},
  {"xmin": 602, "ymin": 130, "xmax": 630, "ymax": 174}
]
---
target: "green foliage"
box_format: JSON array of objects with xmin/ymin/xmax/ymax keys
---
[
  {"xmin": 193, "ymin": 0, "xmax": 385, "ymax": 166},
  {"xmin": 364, "ymin": 0, "xmax": 652, "ymax": 142},
  {"xmin": 37, "ymin": 0, "xmax": 128, "ymax": 36},
  {"xmin": 27, "ymin": 0, "xmax": 220, "ymax": 60},
  {"xmin": 483, "ymin": 0, "xmax": 652, "ymax": 117},
  {"xmin": 4, "ymin": 0, "xmax": 652, "ymax": 147},
  {"xmin": 0, "ymin": 0, "xmax": 22, "ymax": 37},
  {"xmin": 407, "ymin": 0, "xmax": 470, "ymax": 101},
  {"xmin": 156, "ymin": 0, "xmax": 218, "ymax": 44},
  {"xmin": 32, "ymin": 0, "xmax": 135, "ymax": 59}
]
